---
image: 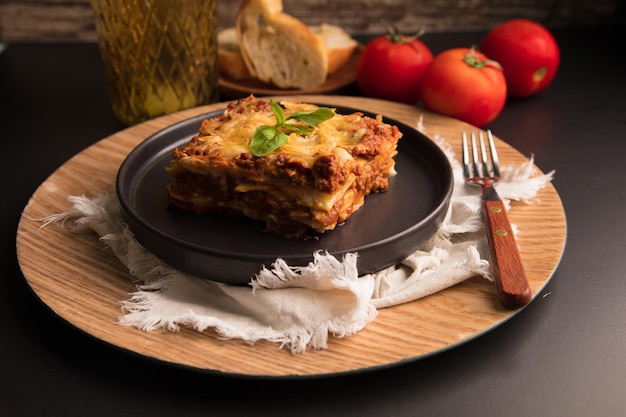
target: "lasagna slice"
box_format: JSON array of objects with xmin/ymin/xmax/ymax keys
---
[{"xmin": 165, "ymin": 95, "xmax": 402, "ymax": 238}]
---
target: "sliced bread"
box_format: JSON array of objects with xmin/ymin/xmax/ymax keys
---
[{"xmin": 236, "ymin": 0, "xmax": 328, "ymax": 89}]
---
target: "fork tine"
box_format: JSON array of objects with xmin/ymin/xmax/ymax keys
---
[
  {"xmin": 470, "ymin": 132, "xmax": 481, "ymax": 180},
  {"xmin": 478, "ymin": 131, "xmax": 490, "ymax": 180},
  {"xmin": 486, "ymin": 130, "xmax": 501, "ymax": 179},
  {"xmin": 462, "ymin": 130, "xmax": 501, "ymax": 184},
  {"xmin": 461, "ymin": 132, "xmax": 471, "ymax": 179}
]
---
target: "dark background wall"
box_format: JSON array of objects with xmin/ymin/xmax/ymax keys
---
[{"xmin": 0, "ymin": 0, "xmax": 619, "ymax": 43}]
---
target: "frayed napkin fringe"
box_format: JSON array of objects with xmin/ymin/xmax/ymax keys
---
[
  {"xmin": 252, "ymin": 251, "xmax": 359, "ymax": 290},
  {"xmin": 116, "ymin": 283, "xmax": 376, "ymax": 354}
]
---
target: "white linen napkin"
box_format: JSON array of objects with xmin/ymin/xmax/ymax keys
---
[{"xmin": 41, "ymin": 135, "xmax": 553, "ymax": 354}]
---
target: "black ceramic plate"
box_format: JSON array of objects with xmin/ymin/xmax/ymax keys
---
[{"xmin": 116, "ymin": 105, "xmax": 453, "ymax": 285}]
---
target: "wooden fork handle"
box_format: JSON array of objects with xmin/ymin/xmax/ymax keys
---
[{"xmin": 483, "ymin": 186, "xmax": 532, "ymax": 309}]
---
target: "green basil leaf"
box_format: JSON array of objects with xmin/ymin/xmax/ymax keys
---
[
  {"xmin": 287, "ymin": 107, "xmax": 334, "ymax": 127},
  {"xmin": 269, "ymin": 98, "xmax": 285, "ymax": 126},
  {"xmin": 284, "ymin": 124, "xmax": 313, "ymax": 135},
  {"xmin": 249, "ymin": 100, "xmax": 333, "ymax": 156},
  {"xmin": 250, "ymin": 125, "xmax": 288, "ymax": 156}
]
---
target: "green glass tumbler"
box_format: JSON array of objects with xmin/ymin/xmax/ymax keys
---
[{"xmin": 91, "ymin": 0, "xmax": 219, "ymax": 126}]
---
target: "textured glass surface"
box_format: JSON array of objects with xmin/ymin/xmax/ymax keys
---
[{"xmin": 91, "ymin": 0, "xmax": 218, "ymax": 125}]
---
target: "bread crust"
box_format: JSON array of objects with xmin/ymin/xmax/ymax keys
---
[
  {"xmin": 236, "ymin": 0, "xmax": 328, "ymax": 89},
  {"xmin": 217, "ymin": 28, "xmax": 251, "ymax": 80},
  {"xmin": 311, "ymin": 24, "xmax": 358, "ymax": 74}
]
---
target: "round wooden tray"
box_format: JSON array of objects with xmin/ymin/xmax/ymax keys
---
[{"xmin": 16, "ymin": 96, "xmax": 567, "ymax": 377}]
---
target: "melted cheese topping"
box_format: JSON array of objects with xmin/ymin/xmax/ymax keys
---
[{"xmin": 195, "ymin": 101, "xmax": 365, "ymax": 166}]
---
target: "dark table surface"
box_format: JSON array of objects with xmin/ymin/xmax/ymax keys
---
[{"xmin": 2, "ymin": 24, "xmax": 626, "ymax": 417}]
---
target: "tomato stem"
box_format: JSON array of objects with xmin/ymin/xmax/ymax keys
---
[
  {"xmin": 464, "ymin": 45, "xmax": 503, "ymax": 70},
  {"xmin": 383, "ymin": 21, "xmax": 426, "ymax": 46}
]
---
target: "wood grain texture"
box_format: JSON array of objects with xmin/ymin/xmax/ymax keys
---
[
  {"xmin": 0, "ymin": 0, "xmax": 617, "ymax": 42},
  {"xmin": 483, "ymin": 195, "xmax": 532, "ymax": 309},
  {"xmin": 16, "ymin": 96, "xmax": 566, "ymax": 377}
]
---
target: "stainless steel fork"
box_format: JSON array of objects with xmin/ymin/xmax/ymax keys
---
[{"xmin": 462, "ymin": 130, "xmax": 531, "ymax": 309}]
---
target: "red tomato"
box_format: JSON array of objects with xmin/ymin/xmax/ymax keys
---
[
  {"xmin": 357, "ymin": 28, "xmax": 433, "ymax": 104},
  {"xmin": 421, "ymin": 47, "xmax": 507, "ymax": 127},
  {"xmin": 481, "ymin": 19, "xmax": 560, "ymax": 98}
]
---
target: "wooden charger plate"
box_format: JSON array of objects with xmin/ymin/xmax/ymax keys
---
[{"xmin": 16, "ymin": 96, "xmax": 567, "ymax": 378}]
